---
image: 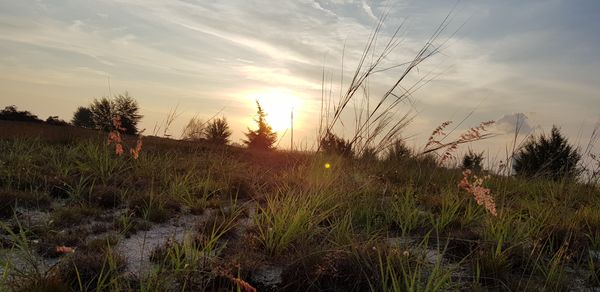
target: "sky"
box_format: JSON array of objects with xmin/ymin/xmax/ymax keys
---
[{"xmin": 0, "ymin": 0, "xmax": 599, "ymax": 162}]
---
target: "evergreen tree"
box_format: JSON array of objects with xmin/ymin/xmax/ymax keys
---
[
  {"xmin": 513, "ymin": 125, "xmax": 581, "ymax": 180},
  {"xmin": 244, "ymin": 101, "xmax": 277, "ymax": 150}
]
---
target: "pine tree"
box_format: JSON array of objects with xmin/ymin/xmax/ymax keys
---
[{"xmin": 244, "ymin": 101, "xmax": 277, "ymax": 150}]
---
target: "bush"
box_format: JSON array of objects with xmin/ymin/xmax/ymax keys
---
[
  {"xmin": 462, "ymin": 150, "xmax": 484, "ymax": 171},
  {"xmin": 384, "ymin": 139, "xmax": 412, "ymax": 161},
  {"xmin": 205, "ymin": 117, "xmax": 232, "ymax": 145},
  {"xmin": 72, "ymin": 106, "xmax": 95, "ymax": 128},
  {"xmin": 319, "ymin": 130, "xmax": 353, "ymax": 157},
  {"xmin": 244, "ymin": 101, "xmax": 277, "ymax": 150},
  {"xmin": 513, "ymin": 125, "xmax": 581, "ymax": 181}
]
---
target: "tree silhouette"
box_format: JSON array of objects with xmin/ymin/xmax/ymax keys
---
[
  {"xmin": 462, "ymin": 150, "xmax": 484, "ymax": 172},
  {"xmin": 0, "ymin": 105, "xmax": 42, "ymax": 123},
  {"xmin": 244, "ymin": 101, "xmax": 277, "ymax": 150},
  {"xmin": 113, "ymin": 93, "xmax": 142, "ymax": 135},
  {"xmin": 90, "ymin": 97, "xmax": 113, "ymax": 131},
  {"xmin": 46, "ymin": 116, "xmax": 69, "ymax": 126},
  {"xmin": 89, "ymin": 93, "xmax": 142, "ymax": 134},
  {"xmin": 72, "ymin": 106, "xmax": 95, "ymax": 128},
  {"xmin": 320, "ymin": 130, "xmax": 353, "ymax": 157},
  {"xmin": 205, "ymin": 117, "xmax": 232, "ymax": 145},
  {"xmin": 513, "ymin": 125, "xmax": 581, "ymax": 181}
]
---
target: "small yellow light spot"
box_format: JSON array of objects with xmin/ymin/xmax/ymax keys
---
[{"xmin": 324, "ymin": 163, "xmax": 331, "ymax": 169}]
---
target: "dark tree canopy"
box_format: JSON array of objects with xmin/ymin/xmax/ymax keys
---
[
  {"xmin": 513, "ymin": 125, "xmax": 581, "ymax": 181},
  {"xmin": 89, "ymin": 92, "xmax": 142, "ymax": 134},
  {"xmin": 320, "ymin": 130, "xmax": 353, "ymax": 158},
  {"xmin": 113, "ymin": 93, "xmax": 142, "ymax": 135},
  {"xmin": 72, "ymin": 106, "xmax": 95, "ymax": 128},
  {"xmin": 0, "ymin": 105, "xmax": 42, "ymax": 123},
  {"xmin": 462, "ymin": 150, "xmax": 484, "ymax": 172},
  {"xmin": 244, "ymin": 101, "xmax": 277, "ymax": 150},
  {"xmin": 205, "ymin": 117, "xmax": 232, "ymax": 145},
  {"xmin": 46, "ymin": 116, "xmax": 69, "ymax": 126}
]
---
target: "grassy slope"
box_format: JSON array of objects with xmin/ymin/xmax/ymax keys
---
[{"xmin": 1, "ymin": 121, "xmax": 600, "ymax": 291}]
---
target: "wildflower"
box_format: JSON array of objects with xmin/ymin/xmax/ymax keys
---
[
  {"xmin": 115, "ymin": 143, "xmax": 124, "ymax": 156},
  {"xmin": 55, "ymin": 246, "xmax": 75, "ymax": 254},
  {"xmin": 324, "ymin": 162, "xmax": 331, "ymax": 169},
  {"xmin": 425, "ymin": 120, "xmax": 495, "ymax": 166},
  {"xmin": 458, "ymin": 170, "xmax": 497, "ymax": 216},
  {"xmin": 130, "ymin": 131, "xmax": 144, "ymax": 160},
  {"xmin": 403, "ymin": 250, "xmax": 410, "ymax": 257}
]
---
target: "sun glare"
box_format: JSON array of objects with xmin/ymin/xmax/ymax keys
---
[{"xmin": 245, "ymin": 89, "xmax": 302, "ymax": 132}]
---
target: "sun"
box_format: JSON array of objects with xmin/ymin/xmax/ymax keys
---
[{"xmin": 246, "ymin": 89, "xmax": 302, "ymax": 132}]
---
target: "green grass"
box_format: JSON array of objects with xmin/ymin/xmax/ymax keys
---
[{"xmin": 1, "ymin": 131, "xmax": 600, "ymax": 291}]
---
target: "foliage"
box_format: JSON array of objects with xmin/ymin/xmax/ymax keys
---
[
  {"xmin": 513, "ymin": 125, "xmax": 581, "ymax": 180},
  {"xmin": 0, "ymin": 105, "xmax": 42, "ymax": 123},
  {"xmin": 462, "ymin": 150, "xmax": 484, "ymax": 171},
  {"xmin": 384, "ymin": 139, "xmax": 412, "ymax": 162},
  {"xmin": 204, "ymin": 117, "xmax": 232, "ymax": 145},
  {"xmin": 244, "ymin": 101, "xmax": 277, "ymax": 150},
  {"xmin": 89, "ymin": 92, "xmax": 142, "ymax": 134},
  {"xmin": 72, "ymin": 106, "xmax": 95, "ymax": 128},
  {"xmin": 319, "ymin": 130, "xmax": 353, "ymax": 157},
  {"xmin": 45, "ymin": 116, "xmax": 69, "ymax": 126}
]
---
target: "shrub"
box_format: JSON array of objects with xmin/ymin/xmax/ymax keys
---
[
  {"xmin": 205, "ymin": 117, "xmax": 232, "ymax": 145},
  {"xmin": 72, "ymin": 106, "xmax": 95, "ymax": 128},
  {"xmin": 244, "ymin": 101, "xmax": 277, "ymax": 150},
  {"xmin": 319, "ymin": 130, "xmax": 353, "ymax": 157},
  {"xmin": 385, "ymin": 139, "xmax": 412, "ymax": 161},
  {"xmin": 462, "ymin": 150, "xmax": 484, "ymax": 171},
  {"xmin": 513, "ymin": 125, "xmax": 581, "ymax": 181}
]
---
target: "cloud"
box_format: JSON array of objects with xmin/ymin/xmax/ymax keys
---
[{"xmin": 496, "ymin": 113, "xmax": 533, "ymax": 135}]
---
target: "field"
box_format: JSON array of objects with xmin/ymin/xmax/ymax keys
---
[{"xmin": 1, "ymin": 121, "xmax": 600, "ymax": 291}]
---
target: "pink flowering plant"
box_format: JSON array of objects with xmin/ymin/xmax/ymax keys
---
[
  {"xmin": 458, "ymin": 169, "xmax": 497, "ymax": 216},
  {"xmin": 107, "ymin": 116, "xmax": 144, "ymax": 159}
]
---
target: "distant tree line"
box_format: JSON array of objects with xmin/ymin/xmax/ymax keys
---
[
  {"xmin": 0, "ymin": 105, "xmax": 70, "ymax": 126},
  {"xmin": 3, "ymin": 95, "xmax": 583, "ymax": 182}
]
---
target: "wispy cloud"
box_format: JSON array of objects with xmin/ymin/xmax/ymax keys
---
[{"xmin": 0, "ymin": 0, "xmax": 599, "ymax": 149}]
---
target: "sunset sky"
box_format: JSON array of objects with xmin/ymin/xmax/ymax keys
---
[{"xmin": 1, "ymin": 0, "xmax": 599, "ymax": 159}]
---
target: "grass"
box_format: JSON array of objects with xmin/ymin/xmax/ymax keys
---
[{"xmin": 1, "ymin": 122, "xmax": 600, "ymax": 291}]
